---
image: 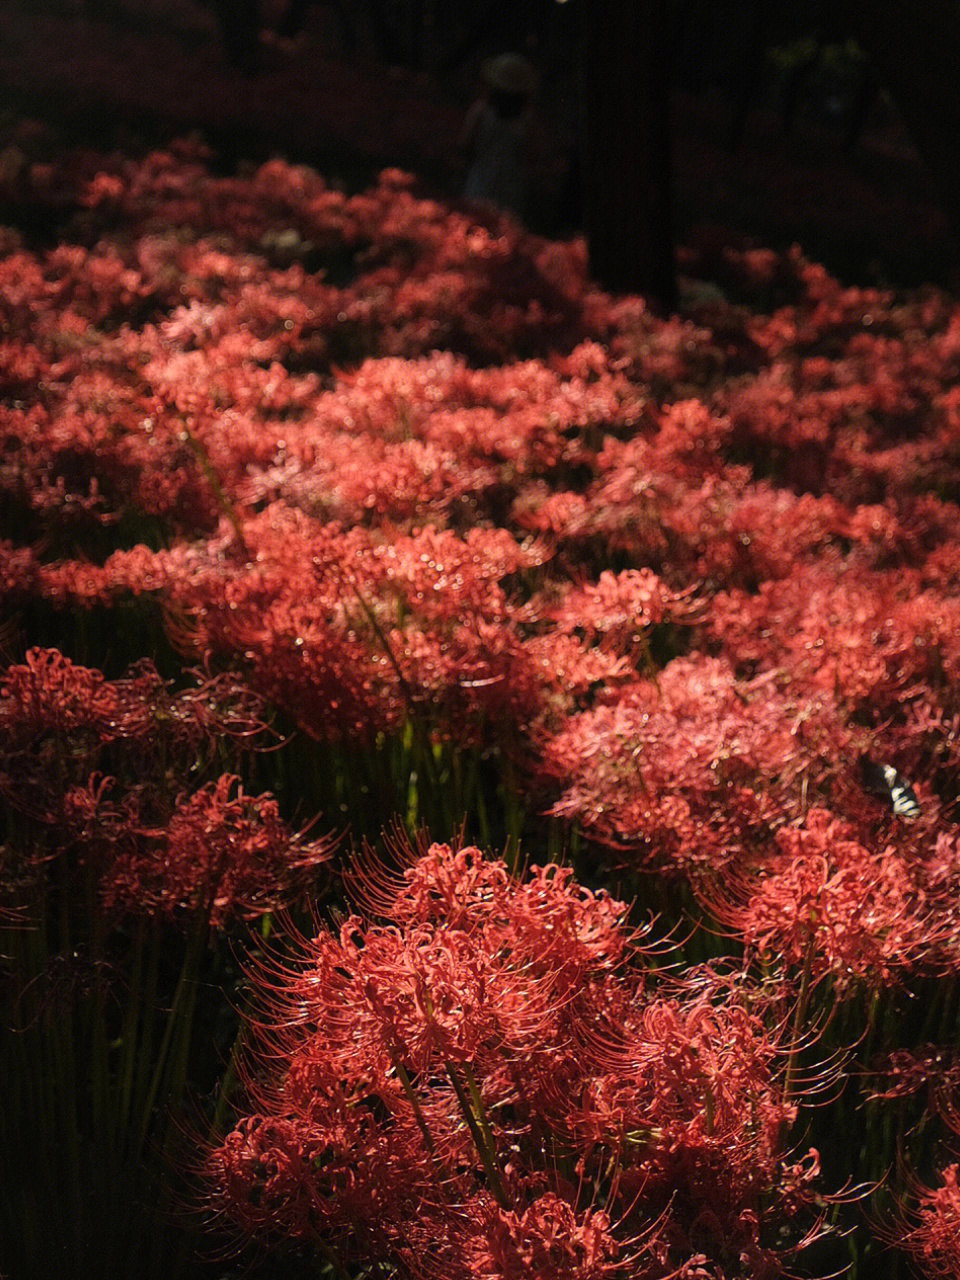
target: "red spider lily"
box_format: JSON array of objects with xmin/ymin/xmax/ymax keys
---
[
  {"xmin": 0, "ymin": 649, "xmax": 312, "ymax": 930},
  {"xmin": 99, "ymin": 775, "xmax": 335, "ymax": 925},
  {"xmin": 541, "ymin": 655, "xmax": 841, "ymax": 873},
  {"xmin": 1, "ymin": 646, "xmax": 156, "ymax": 740},
  {"xmin": 0, "ymin": 648, "xmax": 269, "ymax": 819},
  {"xmin": 48, "ymin": 509, "xmax": 558, "ymax": 747},
  {"xmin": 37, "ymin": 771, "xmax": 335, "ymax": 926},
  {"xmin": 915, "ymin": 831, "xmax": 960, "ymax": 962},
  {"xmin": 246, "ymin": 843, "xmax": 633, "ymax": 1085},
  {"xmin": 512, "ymin": 424, "xmax": 853, "ymax": 589},
  {"xmin": 209, "ymin": 1104, "xmax": 432, "ymax": 1249},
  {"xmin": 521, "ymin": 632, "xmax": 634, "ymax": 708},
  {"xmin": 470, "ymin": 1195, "xmax": 624, "ymax": 1280},
  {"xmin": 699, "ymin": 807, "xmax": 942, "ymax": 991},
  {"xmin": 866, "ymin": 1046, "xmax": 960, "ymax": 1108},
  {"xmin": 1, "ymin": 650, "xmax": 158, "ymax": 822},
  {"xmin": 566, "ymin": 981, "xmax": 801, "ymax": 1257},
  {"xmin": 709, "ymin": 563, "xmax": 960, "ymax": 714},
  {"xmin": 1, "ymin": 648, "xmax": 266, "ymax": 753},
  {"xmin": 546, "ymin": 569, "xmax": 703, "ymax": 655},
  {"xmin": 896, "ymin": 1165, "xmax": 960, "ymax": 1279},
  {"xmin": 374, "ymin": 841, "xmax": 634, "ymax": 981},
  {"xmin": 208, "ymin": 840, "xmax": 826, "ymax": 1278}
]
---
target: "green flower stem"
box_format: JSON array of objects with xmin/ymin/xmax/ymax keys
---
[
  {"xmin": 783, "ymin": 930, "xmax": 816, "ymax": 1107},
  {"xmin": 177, "ymin": 419, "xmax": 246, "ymax": 550},
  {"xmin": 136, "ymin": 910, "xmax": 208, "ymax": 1160},
  {"xmin": 445, "ymin": 1059, "xmax": 510, "ymax": 1210},
  {"xmin": 130, "ymin": 920, "xmax": 162, "ymax": 1147},
  {"xmin": 462, "ymin": 1060, "xmax": 501, "ymax": 1168},
  {"xmin": 211, "ymin": 1020, "xmax": 247, "ymax": 1137},
  {"xmin": 118, "ymin": 919, "xmax": 147, "ymax": 1135},
  {"xmin": 392, "ymin": 1057, "xmax": 447, "ymax": 1180}
]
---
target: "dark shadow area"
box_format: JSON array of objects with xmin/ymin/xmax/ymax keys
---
[{"xmin": 0, "ymin": 0, "xmax": 956, "ymax": 289}]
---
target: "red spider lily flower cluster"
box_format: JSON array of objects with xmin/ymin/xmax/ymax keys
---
[
  {"xmin": 3, "ymin": 140, "xmax": 960, "ymax": 900},
  {"xmin": 898, "ymin": 1164, "xmax": 960, "ymax": 1280},
  {"xmin": 86, "ymin": 774, "xmax": 335, "ymax": 926},
  {"xmin": 541, "ymin": 655, "xmax": 842, "ymax": 873},
  {"xmin": 1, "ymin": 647, "xmax": 264, "ymax": 807},
  {"xmin": 699, "ymin": 807, "xmax": 946, "ymax": 991},
  {"xmin": 208, "ymin": 840, "xmax": 823, "ymax": 1278},
  {"xmin": 0, "ymin": 648, "xmax": 333, "ymax": 924},
  {"xmin": 866, "ymin": 1046, "xmax": 960, "ymax": 1113},
  {"xmin": 881, "ymin": 1071, "xmax": 960, "ymax": 1278},
  {"xmin": 6, "ymin": 126, "xmax": 960, "ymax": 1277}
]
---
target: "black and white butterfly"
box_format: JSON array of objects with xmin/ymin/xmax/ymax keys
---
[{"xmin": 859, "ymin": 757, "xmax": 921, "ymax": 819}]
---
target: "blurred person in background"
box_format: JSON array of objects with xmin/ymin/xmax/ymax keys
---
[{"xmin": 460, "ymin": 52, "xmax": 538, "ymax": 221}]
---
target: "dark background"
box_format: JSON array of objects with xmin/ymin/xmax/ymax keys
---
[{"xmin": 1, "ymin": 0, "xmax": 957, "ymax": 299}]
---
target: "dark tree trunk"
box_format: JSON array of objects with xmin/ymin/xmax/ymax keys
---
[
  {"xmin": 576, "ymin": 0, "xmax": 677, "ymax": 310},
  {"xmin": 855, "ymin": 2, "xmax": 960, "ymax": 273},
  {"xmin": 211, "ymin": 0, "xmax": 261, "ymax": 74}
]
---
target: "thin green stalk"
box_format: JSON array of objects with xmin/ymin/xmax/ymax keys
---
[
  {"xmin": 472, "ymin": 754, "xmax": 492, "ymax": 848},
  {"xmin": 136, "ymin": 910, "xmax": 208, "ymax": 1159},
  {"xmin": 178, "ymin": 420, "xmax": 246, "ymax": 550},
  {"xmin": 211, "ymin": 1021, "xmax": 247, "ymax": 1136},
  {"xmin": 498, "ymin": 746, "xmax": 525, "ymax": 872},
  {"xmin": 119, "ymin": 919, "xmax": 147, "ymax": 1133},
  {"xmin": 347, "ymin": 585, "xmax": 447, "ymax": 809},
  {"xmin": 445, "ymin": 1059, "xmax": 510, "ymax": 1210},
  {"xmin": 783, "ymin": 929, "xmax": 817, "ymax": 1106},
  {"xmin": 165, "ymin": 952, "xmax": 203, "ymax": 1135},
  {"xmin": 85, "ymin": 864, "xmax": 111, "ymax": 1143},
  {"xmin": 315, "ymin": 1235, "xmax": 353, "ymax": 1280},
  {"xmin": 53, "ymin": 874, "xmax": 84, "ymax": 1244},
  {"xmin": 462, "ymin": 1061, "xmax": 501, "ymax": 1164},
  {"xmin": 392, "ymin": 1058, "xmax": 448, "ymax": 1184},
  {"xmin": 412, "ymin": 982, "xmax": 509, "ymax": 1207},
  {"xmin": 130, "ymin": 921, "xmax": 162, "ymax": 1146},
  {"xmin": 348, "ymin": 584, "xmax": 416, "ymax": 711},
  {"xmin": 916, "ymin": 975, "xmax": 947, "ymax": 1045}
]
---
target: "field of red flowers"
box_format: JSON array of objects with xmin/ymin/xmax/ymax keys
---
[{"xmin": 3, "ymin": 130, "xmax": 960, "ymax": 1280}]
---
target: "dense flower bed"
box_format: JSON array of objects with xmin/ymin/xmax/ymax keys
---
[{"xmin": 2, "ymin": 138, "xmax": 960, "ymax": 1279}]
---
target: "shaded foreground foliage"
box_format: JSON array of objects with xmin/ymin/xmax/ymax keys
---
[{"xmin": 2, "ymin": 134, "xmax": 960, "ymax": 1278}]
